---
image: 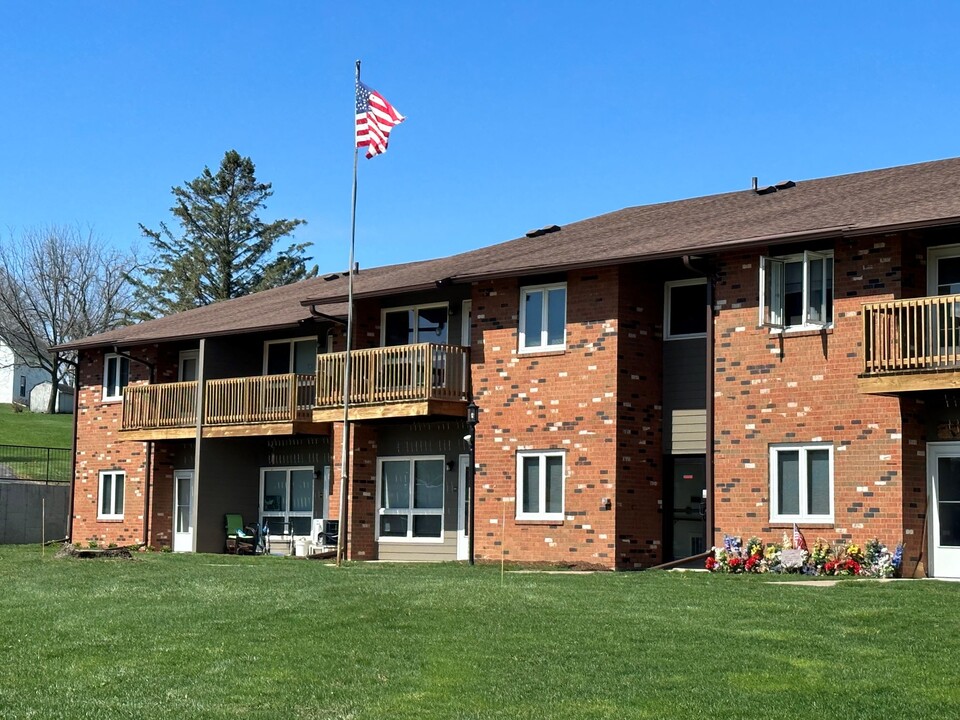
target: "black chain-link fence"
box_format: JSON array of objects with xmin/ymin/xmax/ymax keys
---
[{"xmin": 0, "ymin": 444, "xmax": 71, "ymax": 483}]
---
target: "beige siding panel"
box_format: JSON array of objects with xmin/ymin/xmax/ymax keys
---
[
  {"xmin": 378, "ymin": 531, "xmax": 458, "ymax": 562},
  {"xmin": 662, "ymin": 337, "xmax": 707, "ymax": 454},
  {"xmin": 672, "ymin": 408, "xmax": 706, "ymax": 454}
]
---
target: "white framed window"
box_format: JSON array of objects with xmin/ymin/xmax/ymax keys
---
[
  {"xmin": 927, "ymin": 244, "xmax": 960, "ymax": 296},
  {"xmin": 98, "ymin": 471, "xmax": 125, "ymax": 520},
  {"xmin": 102, "ymin": 354, "xmax": 130, "ymax": 401},
  {"xmin": 377, "ymin": 456, "xmax": 445, "ymax": 542},
  {"xmin": 516, "ymin": 450, "xmax": 565, "ymax": 521},
  {"xmin": 18, "ymin": 375, "xmax": 26, "ymax": 398},
  {"xmin": 381, "ymin": 304, "xmax": 449, "ymax": 346},
  {"xmin": 260, "ymin": 466, "xmax": 314, "ymax": 536},
  {"xmin": 519, "ymin": 283, "xmax": 566, "ymax": 352},
  {"xmin": 769, "ymin": 444, "xmax": 833, "ymax": 523},
  {"xmin": 461, "ymin": 299, "xmax": 472, "ymax": 347},
  {"xmin": 263, "ymin": 336, "xmax": 318, "ymax": 375},
  {"xmin": 178, "ymin": 349, "xmax": 199, "ymax": 382},
  {"xmin": 664, "ymin": 279, "xmax": 707, "ymax": 340},
  {"xmin": 759, "ymin": 251, "xmax": 834, "ymax": 331}
]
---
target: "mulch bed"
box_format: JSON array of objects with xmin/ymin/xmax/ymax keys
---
[{"xmin": 55, "ymin": 543, "xmax": 137, "ymax": 560}]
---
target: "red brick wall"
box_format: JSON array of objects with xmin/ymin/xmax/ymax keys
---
[
  {"xmin": 149, "ymin": 443, "xmax": 175, "ymax": 549},
  {"xmin": 615, "ymin": 266, "xmax": 664, "ymax": 567},
  {"xmin": 899, "ymin": 395, "xmax": 926, "ymax": 577},
  {"xmin": 327, "ymin": 297, "xmax": 381, "ymax": 558},
  {"xmin": 73, "ymin": 346, "xmax": 158, "ymax": 546},
  {"xmin": 712, "ymin": 237, "xmax": 906, "ymax": 550},
  {"xmin": 147, "ymin": 440, "xmax": 195, "ymax": 550},
  {"xmin": 470, "ymin": 266, "xmax": 659, "ymax": 569}
]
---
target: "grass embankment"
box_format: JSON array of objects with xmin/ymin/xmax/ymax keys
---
[
  {"xmin": 0, "ymin": 404, "xmax": 72, "ymax": 480},
  {"xmin": 0, "ymin": 547, "xmax": 958, "ymax": 719},
  {"xmin": 0, "ymin": 403, "xmax": 72, "ymax": 448}
]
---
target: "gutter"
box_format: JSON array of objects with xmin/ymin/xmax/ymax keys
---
[
  {"xmin": 300, "ymin": 213, "xmax": 960, "ymax": 311},
  {"xmin": 682, "ymin": 255, "xmax": 716, "ymax": 557},
  {"xmin": 53, "ymin": 319, "xmax": 328, "ymax": 353},
  {"xmin": 300, "ymin": 282, "xmax": 444, "ymax": 308},
  {"xmin": 306, "ymin": 306, "xmax": 348, "ymax": 325},
  {"xmin": 300, "ymin": 226, "xmax": 856, "ymax": 309}
]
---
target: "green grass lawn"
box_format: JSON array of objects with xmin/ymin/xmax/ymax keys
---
[
  {"xmin": 0, "ymin": 403, "xmax": 72, "ymax": 448},
  {"xmin": 0, "ymin": 404, "xmax": 72, "ymax": 481},
  {"xmin": 0, "ymin": 547, "xmax": 958, "ymax": 720}
]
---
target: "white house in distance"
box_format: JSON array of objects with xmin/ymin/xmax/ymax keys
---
[
  {"xmin": 0, "ymin": 341, "xmax": 47, "ymax": 407},
  {"xmin": 29, "ymin": 381, "xmax": 74, "ymax": 414}
]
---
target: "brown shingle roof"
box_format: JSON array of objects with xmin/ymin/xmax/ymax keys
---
[
  {"xmin": 62, "ymin": 155, "xmax": 960, "ymax": 351},
  {"xmin": 304, "ymin": 155, "xmax": 960, "ymax": 305}
]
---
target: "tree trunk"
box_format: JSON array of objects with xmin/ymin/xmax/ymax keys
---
[{"xmin": 45, "ymin": 354, "xmax": 58, "ymax": 414}]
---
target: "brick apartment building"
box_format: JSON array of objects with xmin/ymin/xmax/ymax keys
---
[{"xmin": 61, "ymin": 157, "xmax": 960, "ymax": 577}]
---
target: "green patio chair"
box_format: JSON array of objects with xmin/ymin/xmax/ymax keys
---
[{"xmin": 225, "ymin": 514, "xmax": 259, "ymax": 554}]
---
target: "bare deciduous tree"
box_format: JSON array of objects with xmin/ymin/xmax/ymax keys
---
[{"xmin": 0, "ymin": 226, "xmax": 136, "ymax": 412}]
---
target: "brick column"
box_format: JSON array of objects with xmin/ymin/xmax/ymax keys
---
[{"xmin": 332, "ymin": 421, "xmax": 378, "ymax": 560}]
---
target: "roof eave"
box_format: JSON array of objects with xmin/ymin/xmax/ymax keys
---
[
  {"xmin": 300, "ymin": 281, "xmax": 449, "ymax": 308},
  {"xmin": 52, "ymin": 317, "xmax": 330, "ymax": 353},
  {"xmin": 301, "ymin": 225, "xmax": 856, "ymax": 308}
]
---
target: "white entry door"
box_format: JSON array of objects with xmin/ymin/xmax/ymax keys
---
[
  {"xmin": 928, "ymin": 443, "xmax": 960, "ymax": 578},
  {"xmin": 457, "ymin": 454, "xmax": 469, "ymax": 561},
  {"xmin": 173, "ymin": 470, "xmax": 194, "ymax": 553}
]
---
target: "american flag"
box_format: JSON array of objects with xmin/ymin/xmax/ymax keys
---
[
  {"xmin": 355, "ymin": 81, "xmax": 405, "ymax": 159},
  {"xmin": 793, "ymin": 523, "xmax": 808, "ymax": 551}
]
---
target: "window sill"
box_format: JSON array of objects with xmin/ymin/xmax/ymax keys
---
[
  {"xmin": 97, "ymin": 517, "xmax": 124, "ymax": 523},
  {"xmin": 377, "ymin": 536, "xmax": 446, "ymax": 544},
  {"xmin": 517, "ymin": 348, "xmax": 566, "ymax": 358},
  {"xmin": 665, "ymin": 334, "xmax": 707, "ymax": 342},
  {"xmin": 515, "ymin": 518, "xmax": 564, "ymax": 526},
  {"xmin": 101, "ymin": 397, "xmax": 123, "ymax": 404},
  {"xmin": 768, "ymin": 521, "xmax": 834, "ymax": 529},
  {"xmin": 765, "ymin": 326, "xmax": 834, "ymax": 339}
]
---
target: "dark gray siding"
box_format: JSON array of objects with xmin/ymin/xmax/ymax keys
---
[{"xmin": 195, "ymin": 435, "xmax": 331, "ymax": 553}]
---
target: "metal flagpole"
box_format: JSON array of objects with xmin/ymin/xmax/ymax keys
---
[{"xmin": 336, "ymin": 59, "xmax": 361, "ymax": 567}]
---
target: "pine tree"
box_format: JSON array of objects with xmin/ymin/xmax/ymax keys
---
[{"xmin": 133, "ymin": 150, "xmax": 314, "ymax": 318}]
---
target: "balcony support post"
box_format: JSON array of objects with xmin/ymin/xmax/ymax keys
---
[{"xmin": 190, "ymin": 338, "xmax": 206, "ymax": 554}]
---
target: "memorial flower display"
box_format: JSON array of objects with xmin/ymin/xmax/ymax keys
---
[{"xmin": 706, "ymin": 534, "xmax": 903, "ymax": 578}]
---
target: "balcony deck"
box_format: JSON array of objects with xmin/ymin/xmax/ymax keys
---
[
  {"xmin": 119, "ymin": 343, "xmax": 470, "ymax": 438},
  {"xmin": 313, "ymin": 343, "xmax": 469, "ymax": 422},
  {"xmin": 860, "ymin": 294, "xmax": 960, "ymax": 393},
  {"xmin": 121, "ymin": 374, "xmax": 328, "ymax": 440}
]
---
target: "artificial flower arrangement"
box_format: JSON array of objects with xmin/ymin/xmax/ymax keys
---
[{"xmin": 706, "ymin": 533, "xmax": 903, "ymax": 578}]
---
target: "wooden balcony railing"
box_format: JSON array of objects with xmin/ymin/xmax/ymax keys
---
[
  {"xmin": 121, "ymin": 344, "xmax": 469, "ymax": 432},
  {"xmin": 121, "ymin": 374, "xmax": 315, "ymax": 431},
  {"xmin": 316, "ymin": 343, "xmax": 469, "ymax": 408},
  {"xmin": 205, "ymin": 374, "xmax": 315, "ymax": 424},
  {"xmin": 123, "ymin": 381, "xmax": 198, "ymax": 430},
  {"xmin": 862, "ymin": 294, "xmax": 960, "ymax": 374}
]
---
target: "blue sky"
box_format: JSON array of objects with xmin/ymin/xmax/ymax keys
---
[{"xmin": 3, "ymin": 3, "xmax": 959, "ymax": 273}]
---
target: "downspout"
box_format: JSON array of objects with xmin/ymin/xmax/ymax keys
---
[
  {"xmin": 143, "ymin": 440, "xmax": 153, "ymax": 548},
  {"xmin": 66, "ymin": 360, "xmax": 80, "ymax": 544},
  {"xmin": 191, "ymin": 339, "xmax": 206, "ymax": 553},
  {"xmin": 140, "ymin": 360, "xmax": 156, "ymax": 548},
  {"xmin": 112, "ymin": 347, "xmax": 156, "ymax": 548},
  {"xmin": 681, "ymin": 255, "xmax": 715, "ymax": 553}
]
